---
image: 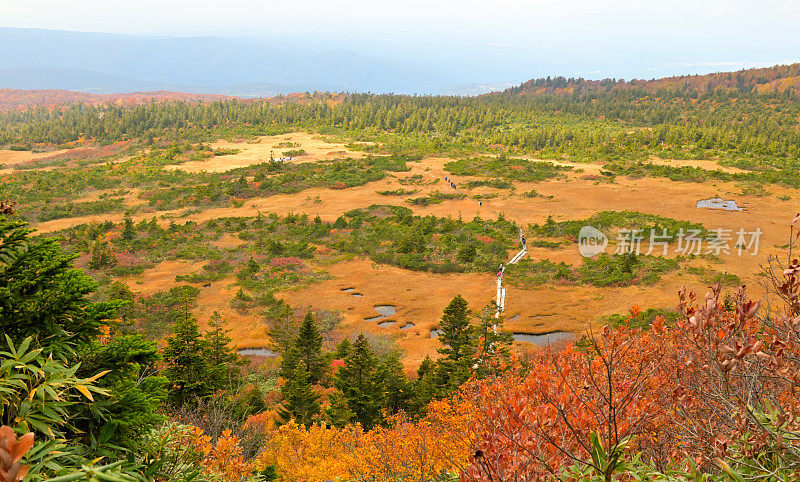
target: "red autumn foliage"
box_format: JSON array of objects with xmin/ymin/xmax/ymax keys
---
[
  {"xmin": 458, "ymin": 273, "xmax": 800, "ymax": 478},
  {"xmin": 270, "ymin": 257, "xmax": 304, "ymax": 268},
  {"xmin": 0, "ymin": 427, "xmax": 33, "ymax": 482},
  {"xmin": 510, "ymin": 63, "xmax": 800, "ymax": 97}
]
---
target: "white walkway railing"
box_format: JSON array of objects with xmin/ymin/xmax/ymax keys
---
[{"xmin": 495, "ymin": 234, "xmax": 527, "ymax": 318}]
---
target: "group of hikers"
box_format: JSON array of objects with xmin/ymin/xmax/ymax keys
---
[
  {"xmin": 444, "ymin": 175, "xmax": 484, "ymax": 206},
  {"xmin": 269, "ymin": 151, "xmax": 294, "ymax": 163}
]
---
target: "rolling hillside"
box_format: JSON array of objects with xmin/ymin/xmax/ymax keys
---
[
  {"xmin": 0, "ymin": 88, "xmax": 234, "ymax": 111},
  {"xmin": 505, "ymin": 62, "xmax": 800, "ymax": 96}
]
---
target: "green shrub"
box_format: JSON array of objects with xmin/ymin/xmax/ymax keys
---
[
  {"xmin": 326, "ymin": 205, "xmax": 518, "ymax": 273},
  {"xmin": 506, "ymin": 253, "xmax": 679, "ymax": 288},
  {"xmin": 407, "ymin": 191, "xmax": 466, "ymax": 206},
  {"xmin": 377, "ymin": 188, "xmax": 418, "ymax": 196},
  {"xmin": 578, "ymin": 253, "xmax": 679, "ymax": 287},
  {"xmin": 530, "ymin": 211, "xmax": 707, "ymax": 241},
  {"xmin": 212, "ymin": 148, "xmax": 240, "ymax": 156},
  {"xmin": 445, "ymin": 155, "xmax": 571, "ymax": 182},
  {"xmin": 397, "ymin": 174, "xmax": 430, "ymax": 185},
  {"xmin": 521, "ymin": 189, "xmax": 553, "ymax": 199},
  {"xmin": 601, "ymin": 307, "xmax": 681, "ymax": 329},
  {"xmin": 37, "ymin": 198, "xmax": 126, "ymax": 222},
  {"xmin": 464, "ymin": 179, "xmax": 514, "ymax": 189},
  {"xmin": 685, "ymin": 266, "xmax": 741, "ymax": 286},
  {"xmin": 504, "ymin": 259, "xmax": 575, "ymax": 286}
]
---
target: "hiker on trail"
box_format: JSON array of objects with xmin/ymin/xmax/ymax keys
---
[
  {"xmin": 479, "ymin": 201, "xmax": 483, "ymax": 206},
  {"xmin": 521, "ymin": 234, "xmax": 526, "ymax": 245}
]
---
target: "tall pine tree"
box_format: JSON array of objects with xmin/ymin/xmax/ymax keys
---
[
  {"xmin": 410, "ymin": 355, "xmax": 437, "ymax": 416},
  {"xmin": 121, "ymin": 215, "xmax": 136, "ymax": 241},
  {"xmin": 204, "ymin": 311, "xmax": 245, "ymax": 391},
  {"xmin": 280, "ymin": 312, "xmax": 324, "ymax": 384},
  {"xmin": 0, "ymin": 214, "xmax": 119, "ymax": 353},
  {"xmin": 380, "ymin": 352, "xmax": 413, "ymax": 416},
  {"xmin": 278, "ymin": 361, "xmax": 320, "ymax": 427},
  {"xmin": 332, "ymin": 334, "xmax": 386, "ymax": 430},
  {"xmin": 162, "ymin": 315, "xmax": 210, "ymax": 405},
  {"xmin": 433, "ymin": 295, "xmax": 474, "ymax": 395}
]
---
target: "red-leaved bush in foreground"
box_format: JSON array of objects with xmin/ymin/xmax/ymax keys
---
[
  {"xmin": 459, "ymin": 240, "xmax": 800, "ymax": 479},
  {"xmin": 0, "ymin": 427, "xmax": 33, "ymax": 482}
]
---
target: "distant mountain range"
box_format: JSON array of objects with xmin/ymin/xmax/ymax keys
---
[
  {"xmin": 0, "ymin": 27, "xmax": 473, "ymax": 96},
  {"xmin": 2, "ymin": 27, "xmax": 796, "ymax": 98},
  {"xmin": 5, "ymin": 62, "xmax": 800, "ymax": 112}
]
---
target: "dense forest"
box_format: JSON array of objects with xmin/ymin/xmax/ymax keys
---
[{"xmin": 3, "ymin": 64, "xmax": 800, "ymax": 171}]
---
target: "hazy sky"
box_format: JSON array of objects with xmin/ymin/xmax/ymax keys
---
[
  {"xmin": 4, "ymin": 0, "xmax": 799, "ymax": 37},
  {"xmin": 3, "ymin": 0, "xmax": 800, "ymax": 82}
]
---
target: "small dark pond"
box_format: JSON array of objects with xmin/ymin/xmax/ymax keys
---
[
  {"xmin": 365, "ymin": 305, "xmax": 397, "ymax": 322},
  {"xmin": 512, "ymin": 331, "xmax": 573, "ymax": 347},
  {"xmin": 238, "ymin": 348, "xmax": 278, "ymax": 357}
]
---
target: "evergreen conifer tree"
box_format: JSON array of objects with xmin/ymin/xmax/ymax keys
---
[
  {"xmin": 280, "ymin": 312, "xmax": 324, "ymax": 384},
  {"xmin": 333, "ymin": 334, "xmax": 386, "ymax": 429},
  {"xmin": 163, "ymin": 315, "xmax": 210, "ymax": 405},
  {"xmin": 380, "ymin": 352, "xmax": 413, "ymax": 416},
  {"xmin": 0, "ymin": 213, "xmax": 165, "ymax": 456},
  {"xmin": 334, "ymin": 338, "xmax": 352, "ymax": 359},
  {"xmin": 438, "ymin": 295, "xmax": 472, "ymax": 360},
  {"xmin": 410, "ymin": 355, "xmax": 437, "ymax": 416},
  {"xmin": 0, "ymin": 215, "xmax": 119, "ymax": 352},
  {"xmin": 204, "ymin": 311, "xmax": 245, "ymax": 391},
  {"xmin": 433, "ymin": 295, "xmax": 474, "ymax": 394},
  {"xmin": 278, "ymin": 361, "xmax": 320, "ymax": 427},
  {"xmin": 121, "ymin": 215, "xmax": 136, "ymax": 241}
]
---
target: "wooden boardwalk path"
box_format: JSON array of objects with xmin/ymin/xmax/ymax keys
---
[{"xmin": 495, "ymin": 235, "xmax": 527, "ymax": 318}]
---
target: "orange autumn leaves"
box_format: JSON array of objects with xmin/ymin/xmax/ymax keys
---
[
  {"xmin": 463, "ymin": 284, "xmax": 800, "ymax": 478},
  {"xmin": 462, "ymin": 321, "xmax": 670, "ymax": 479},
  {"xmin": 163, "ymin": 425, "xmax": 252, "ymax": 480},
  {"xmin": 0, "ymin": 427, "xmax": 33, "ymax": 482},
  {"xmin": 210, "ymin": 401, "xmax": 474, "ymax": 481},
  {"xmin": 165, "ymin": 284, "xmax": 800, "ymax": 481}
]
